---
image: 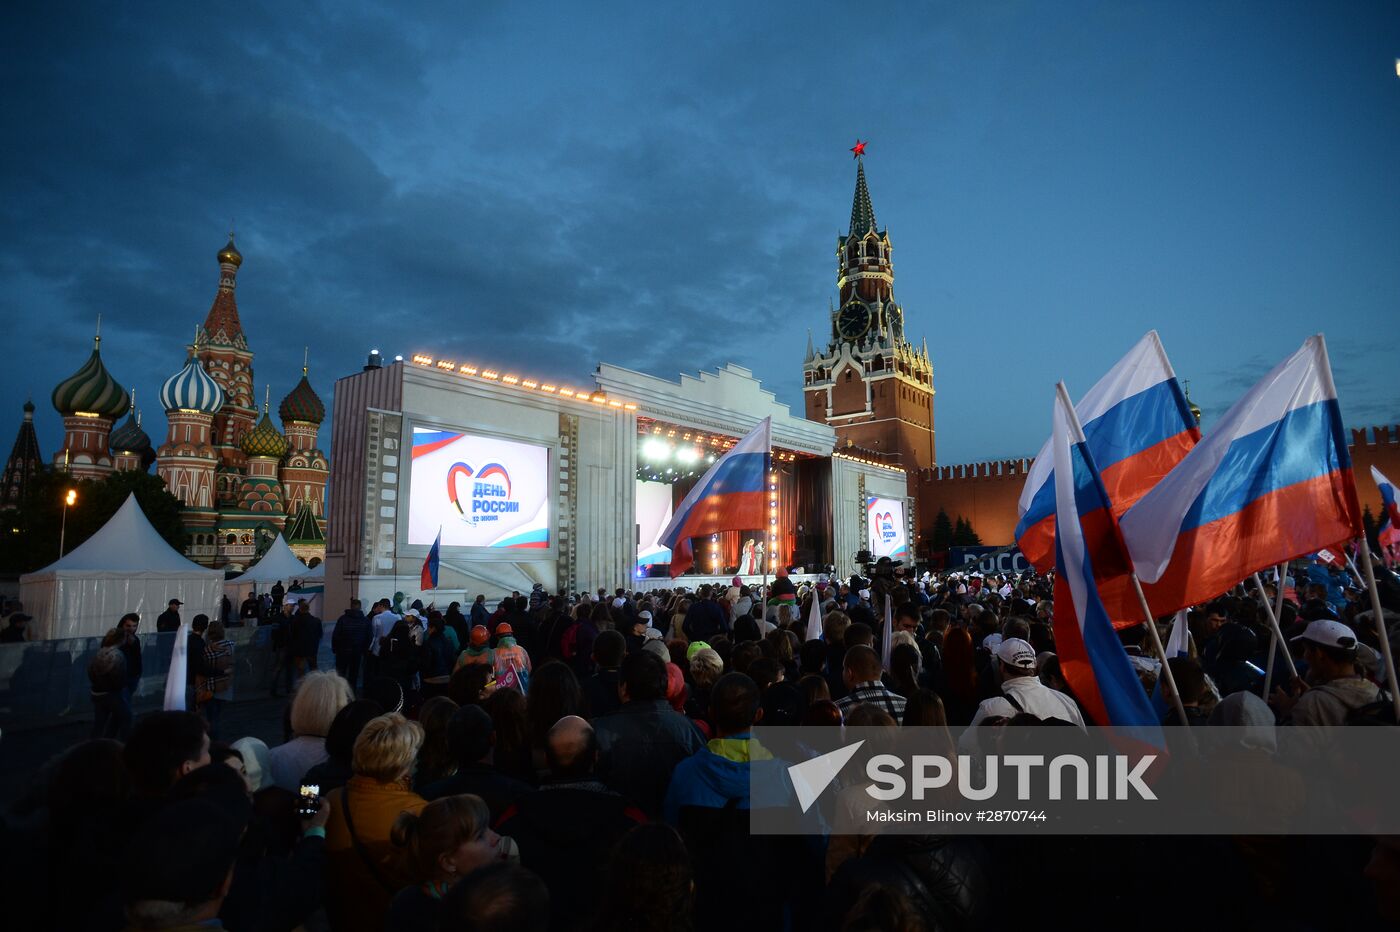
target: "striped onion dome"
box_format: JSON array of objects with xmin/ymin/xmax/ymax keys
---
[
  {"xmin": 109, "ymin": 409, "xmax": 151, "ymax": 453},
  {"xmin": 52, "ymin": 341, "xmax": 130, "ymax": 417},
  {"xmin": 159, "ymin": 356, "xmax": 226, "ymax": 414},
  {"xmin": 279, "ymin": 374, "xmax": 325, "ymax": 424},
  {"xmin": 240, "ymin": 412, "xmax": 289, "ymax": 458}
]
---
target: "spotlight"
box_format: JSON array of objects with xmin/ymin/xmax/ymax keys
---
[
  {"xmin": 642, "ymin": 438, "xmax": 670, "ymax": 462},
  {"xmin": 676, "ymin": 447, "xmax": 699, "ymax": 464}
]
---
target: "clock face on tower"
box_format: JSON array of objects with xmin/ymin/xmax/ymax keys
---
[{"xmin": 837, "ymin": 301, "xmax": 871, "ymax": 340}]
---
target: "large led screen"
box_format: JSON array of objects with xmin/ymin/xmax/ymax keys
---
[
  {"xmin": 408, "ymin": 427, "xmax": 550, "ymax": 549},
  {"xmin": 636, "ymin": 479, "xmax": 674, "ymax": 570},
  {"xmin": 866, "ymin": 496, "xmax": 909, "ymax": 561}
]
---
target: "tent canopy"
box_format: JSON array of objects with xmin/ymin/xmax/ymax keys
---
[
  {"xmin": 20, "ymin": 493, "xmax": 223, "ymax": 640},
  {"xmin": 229, "ymin": 534, "xmax": 310, "ymax": 587},
  {"xmin": 32, "ymin": 493, "xmax": 214, "ymax": 575}
]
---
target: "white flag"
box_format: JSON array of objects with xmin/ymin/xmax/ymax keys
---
[
  {"xmin": 1165, "ymin": 610, "xmax": 1190, "ymax": 659},
  {"xmin": 164, "ymin": 619, "xmax": 189, "ymax": 711},
  {"xmin": 805, "ymin": 591, "xmax": 823, "ymax": 642},
  {"xmin": 880, "ymin": 595, "xmax": 893, "ymax": 672}
]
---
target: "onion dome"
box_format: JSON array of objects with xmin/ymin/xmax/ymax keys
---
[
  {"xmin": 279, "ymin": 373, "xmax": 325, "ymax": 424},
  {"xmin": 1183, "ymin": 381, "xmax": 1202, "ymax": 426},
  {"xmin": 52, "ymin": 335, "xmax": 130, "ymax": 417},
  {"xmin": 110, "ymin": 408, "xmax": 151, "ymax": 454},
  {"xmin": 217, "ymin": 236, "xmax": 243, "ymax": 268},
  {"xmin": 240, "ymin": 411, "xmax": 289, "ymax": 459},
  {"xmin": 160, "ymin": 355, "xmax": 225, "ymax": 414}
]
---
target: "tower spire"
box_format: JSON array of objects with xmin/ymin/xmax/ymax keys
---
[
  {"xmin": 805, "ymin": 328, "xmax": 815, "ymax": 363},
  {"xmin": 849, "ymin": 157, "xmax": 877, "ymax": 237},
  {"xmin": 302, "ymin": 346, "xmax": 309, "ymax": 376}
]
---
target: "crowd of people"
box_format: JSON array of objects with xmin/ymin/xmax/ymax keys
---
[{"xmin": 4, "ymin": 562, "xmax": 1400, "ymax": 931}]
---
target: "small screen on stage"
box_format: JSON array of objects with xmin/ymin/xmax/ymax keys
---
[
  {"xmin": 636, "ymin": 479, "xmax": 673, "ymax": 570},
  {"xmin": 866, "ymin": 497, "xmax": 909, "ymax": 561},
  {"xmin": 408, "ymin": 427, "xmax": 550, "ymax": 550}
]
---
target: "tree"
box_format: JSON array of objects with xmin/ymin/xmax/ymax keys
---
[
  {"xmin": 1364, "ymin": 505, "xmax": 1380, "ymax": 555},
  {"xmin": 926, "ymin": 508, "xmax": 953, "ymax": 553},
  {"xmin": 950, "ymin": 516, "xmax": 982, "ymax": 547},
  {"xmin": 0, "ymin": 468, "xmax": 186, "ymax": 575}
]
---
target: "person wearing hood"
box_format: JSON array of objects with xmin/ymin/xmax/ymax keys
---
[
  {"xmin": 495, "ymin": 716, "xmax": 646, "ymax": 931},
  {"xmin": 1271, "ymin": 619, "xmax": 1381, "ymax": 725},
  {"xmin": 663, "ymin": 672, "xmax": 774, "ymax": 824}
]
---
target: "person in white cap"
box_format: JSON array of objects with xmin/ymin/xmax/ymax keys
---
[
  {"xmin": 1271, "ymin": 619, "xmax": 1381, "ymax": 725},
  {"xmin": 963, "ymin": 638, "xmax": 1084, "ymax": 745}
]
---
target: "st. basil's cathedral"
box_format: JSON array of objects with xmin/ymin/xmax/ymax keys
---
[{"xmin": 34, "ymin": 236, "xmax": 329, "ymax": 569}]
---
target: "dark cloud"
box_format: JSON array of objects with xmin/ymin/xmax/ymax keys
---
[{"xmin": 2, "ymin": 0, "xmax": 1398, "ymax": 471}]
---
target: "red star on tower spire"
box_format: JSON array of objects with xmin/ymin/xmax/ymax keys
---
[{"xmin": 850, "ymin": 139, "xmax": 867, "ymax": 158}]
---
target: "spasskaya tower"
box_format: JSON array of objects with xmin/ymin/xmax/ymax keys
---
[{"xmin": 802, "ymin": 146, "xmax": 936, "ymax": 481}]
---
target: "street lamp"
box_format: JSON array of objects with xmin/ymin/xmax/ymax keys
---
[{"xmin": 59, "ymin": 488, "xmax": 76, "ymax": 557}]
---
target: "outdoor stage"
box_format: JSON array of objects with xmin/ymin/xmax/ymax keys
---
[
  {"xmin": 323, "ymin": 356, "xmax": 913, "ymax": 610},
  {"xmin": 632, "ymin": 572, "xmax": 827, "ymax": 593}
]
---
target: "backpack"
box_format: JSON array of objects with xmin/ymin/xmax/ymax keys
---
[
  {"xmin": 496, "ymin": 653, "xmax": 530, "ymax": 694},
  {"xmin": 1345, "ymin": 692, "xmax": 1397, "ymax": 726}
]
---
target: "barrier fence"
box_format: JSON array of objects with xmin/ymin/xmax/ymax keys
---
[{"xmin": 0, "ymin": 623, "xmax": 333, "ymax": 732}]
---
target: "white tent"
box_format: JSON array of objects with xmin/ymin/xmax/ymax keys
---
[
  {"xmin": 225, "ymin": 534, "xmax": 323, "ymax": 617},
  {"xmin": 303, "ymin": 562, "xmax": 325, "ymax": 581},
  {"xmin": 20, "ymin": 493, "xmax": 224, "ymax": 640},
  {"xmin": 226, "ymin": 534, "xmax": 310, "ymax": 588}
]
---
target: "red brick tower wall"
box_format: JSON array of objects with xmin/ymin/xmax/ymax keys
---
[{"xmin": 1353, "ymin": 426, "xmax": 1400, "ymax": 519}]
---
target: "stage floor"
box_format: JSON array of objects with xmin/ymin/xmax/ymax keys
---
[{"xmin": 632, "ymin": 572, "xmax": 825, "ymax": 592}]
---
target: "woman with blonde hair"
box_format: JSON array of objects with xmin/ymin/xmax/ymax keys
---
[
  {"xmin": 324, "ymin": 712, "xmax": 428, "ymax": 932},
  {"xmin": 266, "ymin": 669, "xmax": 354, "ymax": 791},
  {"xmin": 385, "ymin": 793, "xmax": 515, "ymax": 930}
]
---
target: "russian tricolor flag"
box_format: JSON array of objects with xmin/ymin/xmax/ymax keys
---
[
  {"xmin": 1121, "ymin": 335, "xmax": 1362, "ymax": 615},
  {"xmin": 659, "ymin": 417, "xmax": 771, "ymax": 578},
  {"xmin": 1050, "ymin": 382, "xmax": 1160, "ymax": 728},
  {"xmin": 421, "ymin": 527, "xmax": 441, "ymax": 591},
  {"xmin": 1374, "ymin": 465, "xmax": 1400, "ymax": 567},
  {"xmin": 1016, "ymin": 331, "xmax": 1198, "ymax": 575}
]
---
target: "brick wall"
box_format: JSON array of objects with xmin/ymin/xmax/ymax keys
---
[
  {"xmin": 1353, "ymin": 426, "xmax": 1400, "ymax": 519},
  {"xmin": 915, "ymin": 458, "xmax": 1031, "ymax": 547}
]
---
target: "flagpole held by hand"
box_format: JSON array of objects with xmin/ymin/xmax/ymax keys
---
[
  {"xmin": 1263, "ymin": 563, "xmax": 1286, "ymax": 697},
  {"xmin": 1356, "ymin": 539, "xmax": 1400, "ymax": 723},
  {"xmin": 1054, "ymin": 381, "xmax": 1192, "ymax": 732},
  {"xmin": 1250, "ymin": 572, "xmax": 1298, "ymax": 681}
]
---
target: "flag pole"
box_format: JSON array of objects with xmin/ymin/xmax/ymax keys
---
[
  {"xmin": 1250, "ymin": 572, "xmax": 1298, "ymax": 679},
  {"xmin": 1356, "ymin": 538, "xmax": 1400, "ymax": 722},
  {"xmin": 759, "ymin": 447, "xmax": 772, "ymax": 623},
  {"xmin": 1344, "ymin": 552, "xmax": 1367, "ymax": 590},
  {"xmin": 1054, "ymin": 383, "xmax": 1190, "ymax": 727},
  {"xmin": 1263, "ymin": 563, "xmax": 1286, "ymax": 697},
  {"xmin": 1126, "ymin": 574, "xmax": 1191, "ymax": 728}
]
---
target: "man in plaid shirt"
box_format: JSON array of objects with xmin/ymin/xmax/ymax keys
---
[{"xmin": 835, "ymin": 645, "xmax": 905, "ymax": 721}]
